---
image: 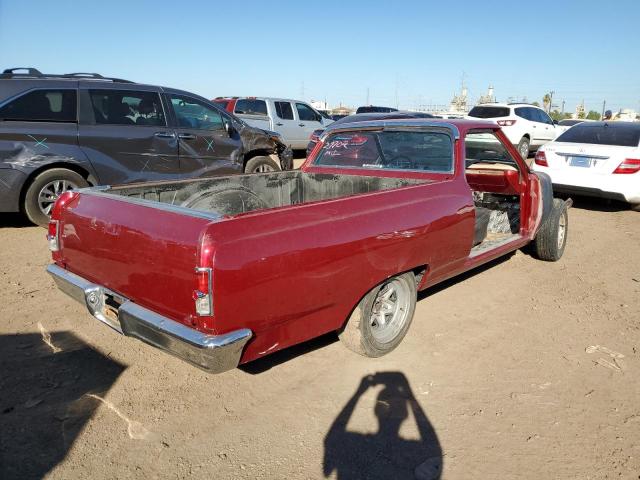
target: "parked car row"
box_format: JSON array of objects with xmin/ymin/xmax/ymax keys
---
[{"xmin": 0, "ymin": 68, "xmax": 293, "ymax": 225}]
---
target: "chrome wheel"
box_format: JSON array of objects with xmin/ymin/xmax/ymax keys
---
[
  {"xmin": 557, "ymin": 209, "xmax": 567, "ymax": 249},
  {"xmin": 37, "ymin": 179, "xmax": 78, "ymax": 216},
  {"xmin": 369, "ymin": 278, "xmax": 411, "ymax": 344},
  {"xmin": 253, "ymin": 163, "xmax": 276, "ymax": 173}
]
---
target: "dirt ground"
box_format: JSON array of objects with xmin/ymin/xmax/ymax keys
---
[{"xmin": 1, "ymin": 195, "xmax": 639, "ymax": 480}]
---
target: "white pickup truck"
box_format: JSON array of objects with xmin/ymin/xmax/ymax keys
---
[{"xmin": 215, "ymin": 97, "xmax": 334, "ymax": 150}]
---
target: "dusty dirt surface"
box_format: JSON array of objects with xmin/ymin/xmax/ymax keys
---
[{"xmin": 1, "ymin": 198, "xmax": 639, "ymax": 480}]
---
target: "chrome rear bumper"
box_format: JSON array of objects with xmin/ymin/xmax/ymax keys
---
[{"xmin": 46, "ymin": 264, "xmax": 252, "ymax": 373}]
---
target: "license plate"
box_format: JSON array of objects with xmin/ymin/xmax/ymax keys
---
[{"xmin": 569, "ymin": 156, "xmax": 592, "ymax": 168}]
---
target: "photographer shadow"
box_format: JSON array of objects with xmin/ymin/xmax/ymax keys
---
[
  {"xmin": 324, "ymin": 372, "xmax": 442, "ymax": 480},
  {"xmin": 0, "ymin": 331, "xmax": 125, "ymax": 479}
]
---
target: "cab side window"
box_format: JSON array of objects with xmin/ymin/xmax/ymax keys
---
[
  {"xmin": 170, "ymin": 95, "xmax": 223, "ymax": 130},
  {"xmin": 89, "ymin": 90, "xmax": 165, "ymax": 126},
  {"xmin": 296, "ymin": 103, "xmax": 320, "ymax": 122},
  {"xmin": 465, "ymin": 131, "xmax": 519, "ymax": 168},
  {"xmin": 0, "ymin": 89, "xmax": 77, "ymax": 122},
  {"xmin": 275, "ymin": 101, "xmax": 294, "ymax": 120}
]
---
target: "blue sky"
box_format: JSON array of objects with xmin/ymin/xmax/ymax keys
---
[{"xmin": 1, "ymin": 0, "xmax": 638, "ymax": 114}]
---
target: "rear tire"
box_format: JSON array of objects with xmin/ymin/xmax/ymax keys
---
[
  {"xmin": 244, "ymin": 156, "xmax": 280, "ymax": 174},
  {"xmin": 338, "ymin": 272, "xmax": 417, "ymax": 357},
  {"xmin": 23, "ymin": 168, "xmax": 88, "ymax": 227},
  {"xmin": 631, "ymin": 204, "xmax": 640, "ymax": 212},
  {"xmin": 532, "ymin": 198, "xmax": 568, "ymax": 261},
  {"xmin": 517, "ymin": 137, "xmax": 530, "ymax": 159}
]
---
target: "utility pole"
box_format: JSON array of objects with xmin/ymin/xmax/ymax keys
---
[
  {"xmin": 601, "ymin": 100, "xmax": 606, "ymax": 118},
  {"xmin": 561, "ymin": 100, "xmax": 565, "ymax": 114},
  {"xmin": 548, "ymin": 91, "xmax": 555, "ymax": 113},
  {"xmin": 394, "ymin": 74, "xmax": 399, "ymax": 109},
  {"xmin": 366, "ymin": 87, "xmax": 370, "ymax": 105}
]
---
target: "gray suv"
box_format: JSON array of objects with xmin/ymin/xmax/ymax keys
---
[{"xmin": 0, "ymin": 68, "xmax": 293, "ymax": 225}]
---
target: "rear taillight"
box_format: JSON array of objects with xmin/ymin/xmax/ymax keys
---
[
  {"xmin": 497, "ymin": 119, "xmax": 516, "ymax": 126},
  {"xmin": 613, "ymin": 158, "xmax": 640, "ymax": 174},
  {"xmin": 309, "ymin": 129, "xmax": 323, "ymax": 142},
  {"xmin": 534, "ymin": 151, "xmax": 548, "ymax": 167},
  {"xmin": 47, "ymin": 219, "xmax": 60, "ymax": 252},
  {"xmin": 193, "ymin": 267, "xmax": 213, "ymax": 316}
]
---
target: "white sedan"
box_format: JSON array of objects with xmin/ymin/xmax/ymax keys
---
[{"xmin": 532, "ymin": 121, "xmax": 640, "ymax": 208}]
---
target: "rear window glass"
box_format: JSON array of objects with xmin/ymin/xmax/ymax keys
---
[
  {"xmin": 275, "ymin": 101, "xmax": 293, "ymax": 120},
  {"xmin": 356, "ymin": 106, "xmax": 398, "ymax": 114},
  {"xmin": 468, "ymin": 106, "xmax": 510, "ymax": 118},
  {"xmin": 235, "ymin": 99, "xmax": 267, "ymax": 116},
  {"xmin": 0, "ymin": 89, "xmax": 77, "ymax": 122},
  {"xmin": 556, "ymin": 124, "xmax": 640, "ymax": 147},
  {"xmin": 314, "ymin": 130, "xmax": 453, "ymax": 172},
  {"xmin": 213, "ymin": 100, "xmax": 230, "ymax": 110}
]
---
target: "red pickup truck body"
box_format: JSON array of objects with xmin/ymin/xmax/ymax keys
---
[{"xmin": 47, "ymin": 119, "xmax": 567, "ymax": 372}]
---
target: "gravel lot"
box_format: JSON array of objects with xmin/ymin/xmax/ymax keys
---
[{"xmin": 1, "ymin": 195, "xmax": 639, "ymax": 479}]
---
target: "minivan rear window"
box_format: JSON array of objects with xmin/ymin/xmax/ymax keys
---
[
  {"xmin": 468, "ymin": 106, "xmax": 510, "ymax": 118},
  {"xmin": 0, "ymin": 89, "xmax": 77, "ymax": 122},
  {"xmin": 556, "ymin": 123, "xmax": 640, "ymax": 147}
]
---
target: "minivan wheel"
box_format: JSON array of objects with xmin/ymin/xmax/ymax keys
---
[
  {"xmin": 338, "ymin": 272, "xmax": 417, "ymax": 357},
  {"xmin": 517, "ymin": 137, "xmax": 530, "ymax": 159},
  {"xmin": 23, "ymin": 168, "xmax": 88, "ymax": 227},
  {"xmin": 244, "ymin": 156, "xmax": 280, "ymax": 174}
]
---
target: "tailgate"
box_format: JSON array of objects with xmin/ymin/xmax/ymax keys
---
[{"xmin": 54, "ymin": 192, "xmax": 213, "ymax": 328}]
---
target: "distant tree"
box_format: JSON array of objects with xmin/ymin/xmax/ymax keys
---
[
  {"xmin": 542, "ymin": 93, "xmax": 552, "ymax": 112},
  {"xmin": 586, "ymin": 110, "xmax": 601, "ymax": 120},
  {"xmin": 577, "ymin": 110, "xmax": 586, "ymax": 119},
  {"xmin": 549, "ymin": 110, "xmax": 572, "ymax": 122},
  {"xmin": 532, "ymin": 101, "xmax": 540, "ymax": 107}
]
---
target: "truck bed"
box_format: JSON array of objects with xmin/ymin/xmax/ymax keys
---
[{"xmin": 104, "ymin": 171, "xmax": 426, "ymax": 218}]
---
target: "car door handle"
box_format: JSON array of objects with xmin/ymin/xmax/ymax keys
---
[
  {"xmin": 154, "ymin": 131, "xmax": 176, "ymax": 138},
  {"xmin": 275, "ymin": 122, "xmax": 284, "ymax": 126},
  {"xmin": 178, "ymin": 133, "xmax": 197, "ymax": 140},
  {"xmin": 299, "ymin": 123, "xmax": 305, "ymax": 127}
]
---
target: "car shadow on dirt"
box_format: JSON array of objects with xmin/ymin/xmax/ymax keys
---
[
  {"xmin": 559, "ymin": 195, "xmax": 634, "ymax": 213},
  {"xmin": 418, "ymin": 253, "xmax": 515, "ymax": 301},
  {"xmin": 323, "ymin": 372, "xmax": 442, "ymax": 479},
  {"xmin": 0, "ymin": 331, "xmax": 125, "ymax": 480},
  {"xmin": 239, "ymin": 332, "xmax": 338, "ymax": 374},
  {"xmin": 0, "ymin": 213, "xmax": 33, "ymax": 228}
]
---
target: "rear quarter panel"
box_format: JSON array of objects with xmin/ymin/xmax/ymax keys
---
[{"xmin": 205, "ymin": 179, "xmax": 474, "ymax": 363}]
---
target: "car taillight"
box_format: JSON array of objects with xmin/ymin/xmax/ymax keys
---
[
  {"xmin": 613, "ymin": 158, "xmax": 640, "ymax": 174},
  {"xmin": 47, "ymin": 219, "xmax": 60, "ymax": 252},
  {"xmin": 497, "ymin": 120, "xmax": 516, "ymax": 126},
  {"xmin": 309, "ymin": 129, "xmax": 323, "ymax": 141},
  {"xmin": 193, "ymin": 267, "xmax": 213, "ymax": 316},
  {"xmin": 534, "ymin": 151, "xmax": 548, "ymax": 167}
]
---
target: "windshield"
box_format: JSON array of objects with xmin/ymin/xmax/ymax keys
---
[
  {"xmin": 314, "ymin": 130, "xmax": 453, "ymax": 172},
  {"xmin": 468, "ymin": 106, "xmax": 510, "ymax": 118},
  {"xmin": 556, "ymin": 123, "xmax": 640, "ymax": 147}
]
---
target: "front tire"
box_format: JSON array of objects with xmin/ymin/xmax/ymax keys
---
[
  {"xmin": 244, "ymin": 156, "xmax": 280, "ymax": 174},
  {"xmin": 23, "ymin": 168, "xmax": 88, "ymax": 227},
  {"xmin": 517, "ymin": 137, "xmax": 530, "ymax": 159},
  {"xmin": 532, "ymin": 198, "xmax": 569, "ymax": 261},
  {"xmin": 339, "ymin": 272, "xmax": 417, "ymax": 357}
]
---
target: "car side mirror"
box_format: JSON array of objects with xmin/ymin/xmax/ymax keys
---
[
  {"xmin": 224, "ymin": 120, "xmax": 235, "ymax": 136},
  {"xmin": 553, "ymin": 120, "xmax": 559, "ymax": 125}
]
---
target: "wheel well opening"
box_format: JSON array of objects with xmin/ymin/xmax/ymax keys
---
[
  {"xmin": 243, "ymin": 149, "xmax": 273, "ymax": 166},
  {"xmin": 20, "ymin": 163, "xmax": 91, "ymax": 204}
]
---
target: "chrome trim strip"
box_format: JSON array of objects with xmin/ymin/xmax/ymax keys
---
[
  {"xmin": 46, "ymin": 264, "xmax": 252, "ymax": 373},
  {"xmin": 556, "ymin": 152, "xmax": 609, "ymax": 159}
]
